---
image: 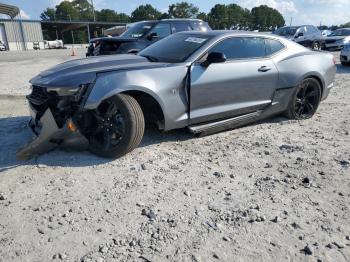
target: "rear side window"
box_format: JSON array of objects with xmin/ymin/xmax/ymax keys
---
[
  {"xmin": 191, "ymin": 21, "xmax": 211, "ymax": 32},
  {"xmin": 209, "ymin": 37, "xmax": 266, "ymax": 60},
  {"xmin": 172, "ymin": 23, "xmax": 191, "ymax": 33},
  {"xmin": 265, "ymin": 39, "xmax": 285, "ymax": 56},
  {"xmin": 148, "ymin": 23, "xmax": 171, "ymax": 39}
]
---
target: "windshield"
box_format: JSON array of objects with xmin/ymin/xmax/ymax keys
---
[
  {"xmin": 139, "ymin": 33, "xmax": 212, "ymax": 63},
  {"xmin": 273, "ymin": 27, "xmax": 298, "ymax": 36},
  {"xmin": 329, "ymin": 29, "xmax": 350, "ymax": 37},
  {"xmin": 120, "ymin": 21, "xmax": 156, "ymax": 38}
]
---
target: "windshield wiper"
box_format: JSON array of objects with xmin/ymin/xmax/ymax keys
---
[{"xmin": 142, "ymin": 55, "xmax": 159, "ymax": 62}]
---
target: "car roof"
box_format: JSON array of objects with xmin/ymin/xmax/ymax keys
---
[
  {"xmin": 161, "ymin": 18, "xmax": 204, "ymax": 22},
  {"xmin": 177, "ymin": 30, "xmax": 285, "ymax": 39}
]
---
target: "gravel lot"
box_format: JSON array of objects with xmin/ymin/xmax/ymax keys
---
[{"xmin": 0, "ymin": 50, "xmax": 349, "ymax": 262}]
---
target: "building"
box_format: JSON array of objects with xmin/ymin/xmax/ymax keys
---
[
  {"xmin": 0, "ymin": 3, "xmax": 44, "ymax": 51},
  {"xmin": 0, "ymin": 3, "xmax": 126, "ymax": 51}
]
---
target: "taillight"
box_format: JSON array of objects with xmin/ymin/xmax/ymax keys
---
[{"xmin": 332, "ymin": 57, "xmax": 336, "ymax": 65}]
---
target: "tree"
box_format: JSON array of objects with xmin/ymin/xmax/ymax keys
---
[
  {"xmin": 97, "ymin": 9, "xmax": 130, "ymax": 22},
  {"xmin": 251, "ymin": 5, "xmax": 285, "ymax": 31},
  {"xmin": 196, "ymin": 12, "xmax": 207, "ymax": 21},
  {"xmin": 168, "ymin": 2, "xmax": 199, "ymax": 18},
  {"xmin": 40, "ymin": 8, "xmax": 56, "ymax": 20},
  {"xmin": 131, "ymin": 4, "xmax": 162, "ymax": 22},
  {"xmin": 55, "ymin": 1, "xmax": 79, "ymax": 20},
  {"xmin": 207, "ymin": 4, "xmax": 251, "ymax": 30}
]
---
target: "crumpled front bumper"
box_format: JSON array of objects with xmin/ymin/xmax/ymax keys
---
[{"xmin": 16, "ymin": 104, "xmax": 86, "ymax": 160}]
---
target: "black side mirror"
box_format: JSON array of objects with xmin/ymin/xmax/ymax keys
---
[
  {"xmin": 202, "ymin": 52, "xmax": 226, "ymax": 67},
  {"xmin": 295, "ymin": 32, "xmax": 304, "ymax": 38},
  {"xmin": 147, "ymin": 32, "xmax": 159, "ymax": 41}
]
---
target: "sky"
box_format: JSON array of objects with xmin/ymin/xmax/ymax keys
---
[{"xmin": 1, "ymin": 0, "xmax": 349, "ymax": 26}]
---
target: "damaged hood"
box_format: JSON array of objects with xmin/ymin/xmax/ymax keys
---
[{"xmin": 30, "ymin": 54, "xmax": 168, "ymax": 88}]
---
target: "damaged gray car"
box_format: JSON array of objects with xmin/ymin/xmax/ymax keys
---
[{"xmin": 17, "ymin": 31, "xmax": 336, "ymax": 160}]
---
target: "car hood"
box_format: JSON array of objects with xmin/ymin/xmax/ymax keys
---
[{"xmin": 30, "ymin": 54, "xmax": 168, "ymax": 88}]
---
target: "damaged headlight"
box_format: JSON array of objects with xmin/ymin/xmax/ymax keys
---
[{"xmin": 46, "ymin": 86, "xmax": 81, "ymax": 96}]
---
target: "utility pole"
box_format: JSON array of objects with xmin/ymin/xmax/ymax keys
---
[
  {"xmin": 68, "ymin": 14, "xmax": 76, "ymax": 55},
  {"xmin": 290, "ymin": 17, "xmax": 293, "ymax": 26},
  {"xmin": 91, "ymin": 0, "xmax": 96, "ymax": 22}
]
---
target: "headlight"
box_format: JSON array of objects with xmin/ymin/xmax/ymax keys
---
[
  {"xmin": 340, "ymin": 37, "xmax": 350, "ymax": 44},
  {"xmin": 46, "ymin": 86, "xmax": 80, "ymax": 96}
]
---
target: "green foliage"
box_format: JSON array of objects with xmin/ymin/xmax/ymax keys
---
[
  {"xmin": 97, "ymin": 9, "xmax": 130, "ymax": 22},
  {"xmin": 131, "ymin": 4, "xmax": 162, "ymax": 22},
  {"xmin": 251, "ymin": 5, "xmax": 285, "ymax": 31},
  {"xmin": 40, "ymin": 8, "xmax": 55, "ymax": 21},
  {"xmin": 196, "ymin": 12, "xmax": 207, "ymax": 21},
  {"xmin": 208, "ymin": 4, "xmax": 252, "ymax": 30},
  {"xmin": 168, "ymin": 2, "xmax": 199, "ymax": 18}
]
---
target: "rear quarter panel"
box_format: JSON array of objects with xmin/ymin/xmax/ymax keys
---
[{"xmin": 273, "ymin": 46, "xmax": 336, "ymax": 99}]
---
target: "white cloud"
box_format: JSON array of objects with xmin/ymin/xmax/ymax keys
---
[
  {"xmin": 237, "ymin": 0, "xmax": 298, "ymax": 13},
  {"xmin": 20, "ymin": 9, "xmax": 30, "ymax": 19}
]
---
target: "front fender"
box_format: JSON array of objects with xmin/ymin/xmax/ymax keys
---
[{"xmin": 83, "ymin": 66, "xmax": 189, "ymax": 131}]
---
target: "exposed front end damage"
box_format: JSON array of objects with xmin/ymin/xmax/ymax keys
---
[{"xmin": 16, "ymin": 85, "xmax": 89, "ymax": 160}]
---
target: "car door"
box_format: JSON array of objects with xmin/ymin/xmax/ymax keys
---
[
  {"xmin": 295, "ymin": 26, "xmax": 307, "ymax": 46},
  {"xmin": 189, "ymin": 37, "xmax": 279, "ymax": 125}
]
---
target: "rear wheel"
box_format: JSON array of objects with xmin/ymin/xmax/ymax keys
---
[
  {"xmin": 89, "ymin": 94, "xmax": 145, "ymax": 158},
  {"xmin": 285, "ymin": 78, "xmax": 322, "ymax": 120}
]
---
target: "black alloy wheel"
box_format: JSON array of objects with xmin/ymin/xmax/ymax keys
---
[
  {"xmin": 286, "ymin": 78, "xmax": 321, "ymax": 120},
  {"xmin": 89, "ymin": 94, "xmax": 145, "ymax": 158}
]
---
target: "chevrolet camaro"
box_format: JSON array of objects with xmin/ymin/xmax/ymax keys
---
[{"xmin": 17, "ymin": 31, "xmax": 336, "ymax": 159}]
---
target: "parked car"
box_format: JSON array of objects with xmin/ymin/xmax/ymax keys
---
[
  {"xmin": 340, "ymin": 43, "xmax": 350, "ymax": 66},
  {"xmin": 17, "ymin": 31, "xmax": 336, "ymax": 160},
  {"xmin": 86, "ymin": 19, "xmax": 211, "ymax": 56},
  {"xmin": 44, "ymin": 40, "xmax": 64, "ymax": 49},
  {"xmin": 273, "ymin": 25, "xmax": 325, "ymax": 50},
  {"xmin": 0, "ymin": 40, "xmax": 6, "ymax": 51},
  {"xmin": 324, "ymin": 28, "xmax": 350, "ymax": 50}
]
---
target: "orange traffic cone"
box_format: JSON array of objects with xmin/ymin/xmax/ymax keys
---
[{"xmin": 71, "ymin": 47, "xmax": 76, "ymax": 56}]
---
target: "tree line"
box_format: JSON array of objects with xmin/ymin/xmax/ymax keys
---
[{"xmin": 41, "ymin": 0, "xmax": 285, "ymax": 31}]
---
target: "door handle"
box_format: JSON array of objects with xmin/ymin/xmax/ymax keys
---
[{"xmin": 258, "ymin": 66, "xmax": 272, "ymax": 72}]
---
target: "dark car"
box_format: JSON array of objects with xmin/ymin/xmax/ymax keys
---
[
  {"xmin": 324, "ymin": 28, "xmax": 350, "ymax": 50},
  {"xmin": 273, "ymin": 25, "xmax": 325, "ymax": 50},
  {"xmin": 86, "ymin": 19, "xmax": 211, "ymax": 56}
]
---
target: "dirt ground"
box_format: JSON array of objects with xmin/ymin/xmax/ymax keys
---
[{"xmin": 0, "ymin": 50, "xmax": 349, "ymax": 262}]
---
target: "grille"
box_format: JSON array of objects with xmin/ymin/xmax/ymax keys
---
[
  {"xmin": 27, "ymin": 85, "xmax": 49, "ymax": 105},
  {"xmin": 342, "ymin": 56, "xmax": 348, "ymax": 60}
]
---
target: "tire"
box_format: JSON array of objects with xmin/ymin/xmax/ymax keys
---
[
  {"xmin": 312, "ymin": 41, "xmax": 321, "ymax": 51},
  {"xmin": 285, "ymin": 78, "xmax": 322, "ymax": 120},
  {"xmin": 89, "ymin": 94, "xmax": 145, "ymax": 158}
]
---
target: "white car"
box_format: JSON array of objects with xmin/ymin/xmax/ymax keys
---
[{"xmin": 340, "ymin": 43, "xmax": 350, "ymax": 66}]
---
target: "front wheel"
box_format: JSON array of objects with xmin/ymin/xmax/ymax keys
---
[
  {"xmin": 285, "ymin": 78, "xmax": 322, "ymax": 120},
  {"xmin": 312, "ymin": 41, "xmax": 321, "ymax": 50},
  {"xmin": 89, "ymin": 94, "xmax": 145, "ymax": 158}
]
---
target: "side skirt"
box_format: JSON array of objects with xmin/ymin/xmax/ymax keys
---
[{"xmin": 188, "ymin": 111, "xmax": 262, "ymax": 135}]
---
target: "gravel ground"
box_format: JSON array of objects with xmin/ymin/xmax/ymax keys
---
[{"xmin": 0, "ymin": 51, "xmax": 349, "ymax": 262}]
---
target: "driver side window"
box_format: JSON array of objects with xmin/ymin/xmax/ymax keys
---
[
  {"xmin": 209, "ymin": 37, "xmax": 266, "ymax": 60},
  {"xmin": 148, "ymin": 23, "xmax": 171, "ymax": 39}
]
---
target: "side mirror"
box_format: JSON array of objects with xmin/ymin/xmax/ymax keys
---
[
  {"xmin": 202, "ymin": 52, "xmax": 226, "ymax": 67},
  {"xmin": 147, "ymin": 32, "xmax": 159, "ymax": 41},
  {"xmin": 295, "ymin": 32, "xmax": 304, "ymax": 38}
]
